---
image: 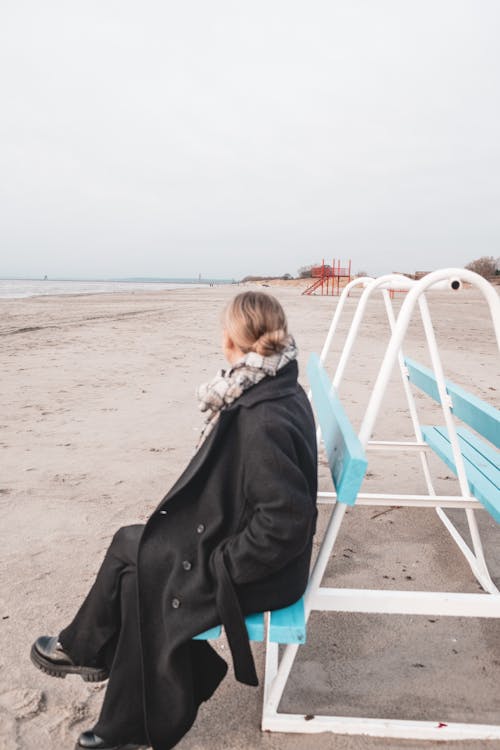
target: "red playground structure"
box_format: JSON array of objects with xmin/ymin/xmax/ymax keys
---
[{"xmin": 302, "ymin": 259, "xmax": 352, "ymax": 296}]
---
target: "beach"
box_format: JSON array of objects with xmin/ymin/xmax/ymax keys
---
[{"xmin": 1, "ymin": 284, "xmax": 499, "ymax": 750}]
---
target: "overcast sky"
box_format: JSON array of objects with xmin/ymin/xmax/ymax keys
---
[{"xmin": 1, "ymin": 1, "xmax": 499, "ymax": 280}]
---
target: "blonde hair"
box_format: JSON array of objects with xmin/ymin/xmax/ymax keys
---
[{"xmin": 224, "ymin": 291, "xmax": 289, "ymax": 356}]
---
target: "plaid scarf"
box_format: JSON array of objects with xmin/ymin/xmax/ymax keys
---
[{"xmin": 196, "ymin": 337, "xmax": 298, "ymax": 448}]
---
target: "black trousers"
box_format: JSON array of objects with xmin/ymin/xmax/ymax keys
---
[{"xmin": 59, "ymin": 525, "xmax": 149, "ymax": 745}]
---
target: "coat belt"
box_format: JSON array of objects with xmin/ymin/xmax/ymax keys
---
[{"xmin": 211, "ymin": 546, "xmax": 258, "ymax": 686}]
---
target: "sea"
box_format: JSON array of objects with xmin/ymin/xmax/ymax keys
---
[{"xmin": 0, "ymin": 277, "xmax": 234, "ymax": 299}]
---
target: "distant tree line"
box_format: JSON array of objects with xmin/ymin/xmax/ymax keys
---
[
  {"xmin": 241, "ymin": 273, "xmax": 293, "ymax": 282},
  {"xmin": 242, "ymin": 256, "xmax": 499, "ymax": 283},
  {"xmin": 465, "ymin": 255, "xmax": 498, "ymax": 278}
]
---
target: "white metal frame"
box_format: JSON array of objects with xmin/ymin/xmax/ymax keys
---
[{"xmin": 262, "ymin": 268, "xmax": 500, "ymax": 741}]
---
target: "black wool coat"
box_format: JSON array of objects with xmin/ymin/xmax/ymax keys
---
[{"xmin": 137, "ymin": 360, "xmax": 318, "ymax": 749}]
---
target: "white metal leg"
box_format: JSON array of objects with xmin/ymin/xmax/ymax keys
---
[
  {"xmin": 305, "ymin": 502, "xmax": 347, "ymax": 616},
  {"xmin": 318, "ymin": 277, "xmax": 372, "ymax": 366},
  {"xmin": 332, "ymin": 275, "xmax": 411, "ymax": 391},
  {"xmin": 418, "ymin": 294, "xmax": 498, "ymax": 593},
  {"xmin": 262, "ymin": 642, "xmax": 301, "ymax": 721},
  {"xmin": 262, "ymin": 632, "xmax": 279, "ymax": 710},
  {"xmin": 465, "ymin": 507, "xmax": 498, "ymax": 592},
  {"xmin": 262, "ymin": 713, "xmax": 500, "ymax": 740},
  {"xmin": 317, "ymin": 491, "xmax": 483, "ymax": 509},
  {"xmin": 382, "ymin": 289, "xmax": 438, "ymax": 497},
  {"xmin": 366, "ymin": 439, "xmax": 431, "ymax": 450},
  {"xmin": 435, "ymin": 507, "xmax": 499, "ymax": 594},
  {"xmin": 311, "ymin": 588, "xmax": 500, "ymax": 617},
  {"xmin": 418, "ymin": 296, "xmax": 471, "ymax": 494}
]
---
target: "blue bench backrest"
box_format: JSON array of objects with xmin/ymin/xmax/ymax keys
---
[
  {"xmin": 404, "ymin": 357, "xmax": 500, "ymax": 448},
  {"xmin": 307, "ymin": 353, "xmax": 367, "ymax": 505}
]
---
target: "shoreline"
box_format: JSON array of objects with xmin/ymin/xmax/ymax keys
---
[
  {"xmin": 0, "ymin": 280, "xmax": 230, "ymax": 302},
  {"xmin": 0, "ymin": 286, "xmax": 224, "ymax": 302}
]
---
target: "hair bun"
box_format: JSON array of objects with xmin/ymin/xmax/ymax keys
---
[
  {"xmin": 253, "ymin": 329, "xmax": 288, "ymax": 356},
  {"xmin": 224, "ymin": 291, "xmax": 289, "ymax": 356}
]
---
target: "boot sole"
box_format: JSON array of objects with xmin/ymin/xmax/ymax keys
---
[{"xmin": 30, "ymin": 643, "xmax": 108, "ymax": 682}]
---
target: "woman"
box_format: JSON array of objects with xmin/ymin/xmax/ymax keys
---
[{"xmin": 31, "ymin": 291, "xmax": 318, "ymax": 750}]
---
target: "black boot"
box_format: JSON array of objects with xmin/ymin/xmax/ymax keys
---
[
  {"xmin": 30, "ymin": 636, "xmax": 108, "ymax": 682},
  {"xmin": 75, "ymin": 731, "xmax": 147, "ymax": 749}
]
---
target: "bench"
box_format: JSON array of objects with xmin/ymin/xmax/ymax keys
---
[
  {"xmin": 193, "ymin": 596, "xmax": 306, "ymax": 644},
  {"xmin": 261, "ymin": 352, "xmax": 500, "ymax": 742},
  {"xmin": 404, "ymin": 357, "xmax": 500, "ymax": 523}
]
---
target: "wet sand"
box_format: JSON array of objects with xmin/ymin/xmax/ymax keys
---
[{"xmin": 1, "ymin": 284, "xmax": 499, "ymax": 750}]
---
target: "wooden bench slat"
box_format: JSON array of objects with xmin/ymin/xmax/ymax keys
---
[
  {"xmin": 194, "ymin": 613, "xmax": 264, "ymax": 642},
  {"xmin": 422, "ymin": 426, "xmax": 500, "ymax": 522},
  {"xmin": 193, "ymin": 625, "xmax": 222, "ymax": 640},
  {"xmin": 448, "ymin": 384, "xmax": 500, "ymax": 450},
  {"xmin": 405, "ymin": 358, "xmax": 500, "ymax": 448},
  {"xmin": 269, "ymin": 598, "xmax": 306, "ymax": 644},
  {"xmin": 307, "ymin": 353, "xmax": 367, "ymax": 505},
  {"xmin": 454, "ymin": 426, "xmax": 500, "ymax": 477},
  {"xmin": 244, "ymin": 612, "xmax": 265, "ymax": 642},
  {"xmin": 404, "ymin": 358, "xmax": 441, "ymax": 403},
  {"xmin": 434, "ymin": 426, "xmax": 500, "ymax": 489},
  {"xmin": 193, "ymin": 598, "xmax": 307, "ymax": 643}
]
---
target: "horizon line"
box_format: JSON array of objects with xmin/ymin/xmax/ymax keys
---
[{"xmin": 0, "ymin": 275, "xmax": 237, "ymax": 283}]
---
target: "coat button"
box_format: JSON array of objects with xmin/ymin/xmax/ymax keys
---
[
  {"xmin": 171, "ymin": 597, "xmax": 181, "ymax": 609},
  {"xmin": 196, "ymin": 523, "xmax": 205, "ymax": 534},
  {"xmin": 159, "ymin": 510, "xmax": 167, "ymax": 515},
  {"xmin": 182, "ymin": 560, "xmax": 192, "ymax": 571}
]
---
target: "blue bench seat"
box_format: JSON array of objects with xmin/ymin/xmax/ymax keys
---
[
  {"xmin": 193, "ymin": 596, "xmax": 306, "ymax": 644},
  {"xmin": 422, "ymin": 425, "xmax": 500, "ymax": 523},
  {"xmin": 404, "ymin": 356, "xmax": 499, "ymax": 523}
]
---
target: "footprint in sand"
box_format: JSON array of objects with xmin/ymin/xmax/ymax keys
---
[{"xmin": 0, "ymin": 688, "xmax": 45, "ymax": 720}]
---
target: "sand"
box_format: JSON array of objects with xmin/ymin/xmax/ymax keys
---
[{"xmin": 1, "ymin": 283, "xmax": 499, "ymax": 750}]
